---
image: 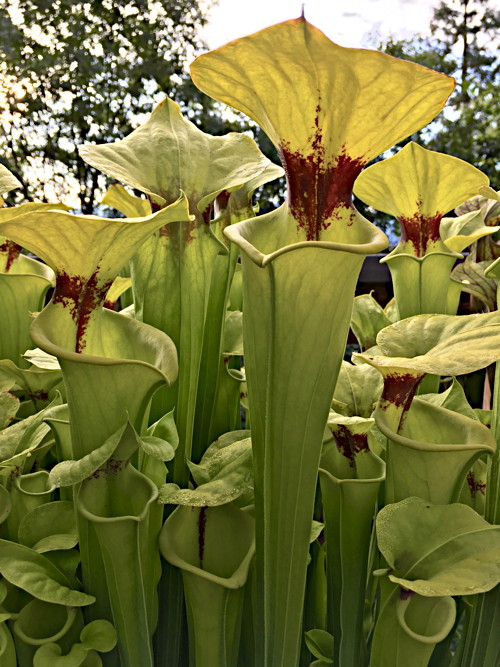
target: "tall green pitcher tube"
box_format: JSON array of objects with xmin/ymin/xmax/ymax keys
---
[
  {"xmin": 319, "ymin": 429, "xmax": 385, "ymax": 667},
  {"xmin": 160, "ymin": 504, "xmax": 255, "ymax": 667},
  {"xmin": 0, "ymin": 201, "xmax": 189, "ymax": 667},
  {"xmin": 191, "ymin": 16, "xmax": 454, "ymax": 666}
]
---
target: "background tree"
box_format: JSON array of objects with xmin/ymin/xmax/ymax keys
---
[
  {"xmin": 1, "ymin": 0, "xmax": 496, "ymax": 225},
  {"xmin": 380, "ymin": 0, "xmax": 499, "ymax": 187},
  {"xmin": 0, "ymin": 0, "xmax": 225, "ymax": 212}
]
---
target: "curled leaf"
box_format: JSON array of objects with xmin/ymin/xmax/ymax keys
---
[
  {"xmin": 139, "ymin": 435, "xmax": 175, "ymax": 462},
  {"xmin": 440, "ymin": 210, "xmax": 500, "ymax": 254},
  {"xmin": 49, "ymin": 423, "xmax": 127, "ymax": 487},
  {"xmin": 377, "ymin": 497, "xmax": 500, "ymax": 596},
  {"xmin": 80, "ymin": 619, "xmax": 117, "ymax": 652},
  {"xmin": 451, "ymin": 257, "xmax": 497, "ymax": 311},
  {"xmin": 18, "ymin": 501, "xmax": 78, "ymax": 552},
  {"xmin": 159, "ymin": 431, "xmax": 253, "ymax": 507},
  {"xmin": 357, "ymin": 311, "xmax": 500, "ymax": 377},
  {"xmin": 146, "ymin": 409, "xmax": 179, "ymax": 453},
  {"xmin": 0, "ymin": 539, "xmax": 94, "ymax": 606},
  {"xmin": 351, "ymin": 293, "xmax": 392, "ymax": 351}
]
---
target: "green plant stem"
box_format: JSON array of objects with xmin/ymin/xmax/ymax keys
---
[
  {"xmin": 454, "ymin": 360, "xmax": 500, "ymax": 666},
  {"xmin": 191, "ymin": 245, "xmax": 239, "ymax": 462},
  {"xmin": 153, "ymin": 551, "xmax": 189, "ymax": 667},
  {"xmin": 418, "ymin": 373, "xmax": 441, "ymax": 395}
]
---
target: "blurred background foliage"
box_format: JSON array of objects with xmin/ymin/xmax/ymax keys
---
[{"xmin": 0, "ymin": 0, "xmax": 498, "ymax": 243}]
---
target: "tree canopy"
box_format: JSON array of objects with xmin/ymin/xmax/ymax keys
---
[
  {"xmin": 0, "ymin": 0, "xmax": 215, "ymax": 211},
  {"xmin": 0, "ymin": 0, "xmax": 497, "ymax": 220},
  {"xmin": 380, "ymin": 0, "xmax": 499, "ymax": 188}
]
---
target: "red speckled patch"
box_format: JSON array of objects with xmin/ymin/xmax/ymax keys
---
[
  {"xmin": 380, "ymin": 372, "xmax": 424, "ymax": 420},
  {"xmin": 216, "ymin": 190, "xmax": 230, "ymax": 213},
  {"xmin": 27, "ymin": 390, "xmax": 49, "ymax": 406},
  {"xmin": 381, "ymin": 373, "xmax": 423, "ymax": 409},
  {"xmin": 467, "ymin": 470, "xmax": 486, "ymax": 498},
  {"xmin": 150, "ymin": 197, "xmax": 194, "ymax": 243},
  {"xmin": 8, "ymin": 465, "xmax": 22, "ymax": 482},
  {"xmin": 333, "ymin": 425, "xmax": 369, "ymax": 467},
  {"xmin": 201, "ymin": 206, "xmax": 212, "ymax": 225},
  {"xmin": 198, "ymin": 506, "xmax": 207, "ymax": 568},
  {"xmin": 214, "ymin": 190, "xmax": 231, "ymax": 229},
  {"xmin": 278, "ymin": 107, "xmax": 364, "ymax": 240},
  {"xmin": 399, "ymin": 587, "xmax": 414, "ymax": 601},
  {"xmin": 149, "ymin": 199, "xmax": 163, "ymax": 213},
  {"xmin": 398, "ymin": 208, "xmax": 442, "ymax": 258},
  {"xmin": 53, "ymin": 269, "xmax": 112, "ymax": 353},
  {"xmin": 90, "ymin": 458, "xmax": 126, "ymax": 479},
  {"xmin": 0, "ymin": 240, "xmax": 22, "ymax": 272},
  {"xmin": 159, "ymin": 218, "xmax": 197, "ymax": 247}
]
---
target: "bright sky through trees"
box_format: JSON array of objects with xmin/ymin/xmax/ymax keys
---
[{"xmin": 202, "ymin": 0, "xmax": 442, "ymax": 49}]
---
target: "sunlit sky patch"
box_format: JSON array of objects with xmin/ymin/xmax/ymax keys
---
[{"xmin": 201, "ymin": 0, "xmax": 441, "ymax": 49}]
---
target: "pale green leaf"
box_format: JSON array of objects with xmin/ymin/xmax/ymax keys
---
[
  {"xmin": 333, "ymin": 361, "xmax": 383, "ymax": 418},
  {"xmin": 0, "ymin": 396, "xmax": 58, "ymax": 470},
  {"xmin": 0, "ymin": 359, "xmax": 62, "ymax": 404},
  {"xmin": 101, "ymin": 184, "xmax": 151, "ymax": 218},
  {"xmin": 0, "ymin": 391, "xmax": 19, "ymax": 430},
  {"xmin": 351, "ymin": 293, "xmax": 393, "ymax": 350},
  {"xmin": 222, "ymin": 310, "xmax": 243, "ymax": 356},
  {"xmin": 147, "ymin": 409, "xmax": 178, "ymax": 453},
  {"xmin": 33, "ymin": 643, "xmax": 89, "ymax": 667},
  {"xmin": 79, "ymin": 97, "xmax": 273, "ymax": 214},
  {"xmin": 159, "ymin": 431, "xmax": 252, "ymax": 506},
  {"xmin": 80, "ymin": 619, "xmax": 117, "ymax": 652},
  {"xmin": 478, "ymin": 186, "xmax": 500, "ymax": 201},
  {"xmin": 22, "ymin": 348, "xmax": 61, "ymax": 370},
  {"xmin": 158, "ymin": 482, "xmax": 230, "ymax": 507},
  {"xmin": 0, "ymin": 164, "xmax": 21, "ymax": 195},
  {"xmin": 440, "ymin": 210, "xmax": 499, "ymax": 253},
  {"xmin": 49, "ymin": 424, "xmax": 126, "ymax": 487},
  {"xmin": 304, "ymin": 629, "xmax": 334, "ymax": 662},
  {"xmin": 188, "ymin": 430, "xmax": 251, "ymax": 485},
  {"xmin": 418, "ymin": 378, "xmax": 478, "ymax": 422},
  {"xmin": 139, "ymin": 435, "xmax": 175, "ymax": 462},
  {"xmin": 158, "ymin": 456, "xmax": 252, "ymax": 506},
  {"xmin": 377, "ymin": 497, "xmax": 500, "ymax": 596},
  {"xmin": 310, "ymin": 520, "xmax": 324, "ymax": 544},
  {"xmin": 18, "ymin": 501, "xmax": 77, "ymax": 551},
  {"xmin": 384, "ymin": 298, "xmax": 400, "ymax": 323},
  {"xmin": 32, "ymin": 535, "xmax": 79, "ymax": 553},
  {"xmin": 358, "ymin": 311, "xmax": 500, "ymax": 376},
  {"xmin": 0, "ymin": 539, "xmax": 94, "ymax": 605},
  {"xmin": 451, "ymin": 257, "xmax": 497, "ymax": 311},
  {"xmin": 354, "ymin": 143, "xmax": 488, "ymax": 242},
  {"xmin": 104, "ymin": 276, "xmax": 132, "ymax": 306}
]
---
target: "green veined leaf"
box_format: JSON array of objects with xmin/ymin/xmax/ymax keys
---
[
  {"xmin": 377, "ymin": 497, "xmax": 500, "ymax": 596},
  {"xmin": 0, "ymin": 539, "xmax": 94, "ymax": 606}
]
